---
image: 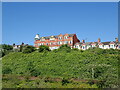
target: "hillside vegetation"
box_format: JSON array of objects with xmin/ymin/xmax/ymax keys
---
[{"xmin": 2, "ymin": 47, "xmax": 119, "ymax": 88}]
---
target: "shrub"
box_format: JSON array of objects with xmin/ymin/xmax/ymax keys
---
[
  {"xmin": 2, "ymin": 44, "xmax": 13, "ymax": 51},
  {"xmin": 58, "ymin": 44, "xmax": 71, "ymax": 52},
  {"xmin": 38, "ymin": 45, "xmax": 50, "ymax": 52},
  {"xmin": 72, "ymin": 48, "xmax": 79, "ymax": 51},
  {"xmin": 0, "ymin": 44, "xmax": 13, "ymax": 57},
  {"xmin": 0, "ymin": 50, "xmax": 5, "ymax": 57},
  {"xmin": 3, "ymin": 67, "xmax": 12, "ymax": 74},
  {"xmin": 59, "ymin": 44, "xmax": 71, "ymax": 49},
  {"xmin": 22, "ymin": 45, "xmax": 35, "ymax": 53},
  {"xmin": 61, "ymin": 78, "xmax": 69, "ymax": 86}
]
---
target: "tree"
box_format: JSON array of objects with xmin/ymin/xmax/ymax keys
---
[
  {"xmin": 58, "ymin": 44, "xmax": 71, "ymax": 52},
  {"xmin": 22, "ymin": 45, "xmax": 35, "ymax": 53},
  {"xmin": 2, "ymin": 44, "xmax": 13, "ymax": 51},
  {"xmin": 38, "ymin": 45, "xmax": 50, "ymax": 52},
  {"xmin": 0, "ymin": 50, "xmax": 5, "ymax": 57},
  {"xmin": 0, "ymin": 44, "xmax": 13, "ymax": 57},
  {"xmin": 19, "ymin": 45, "xmax": 23, "ymax": 52}
]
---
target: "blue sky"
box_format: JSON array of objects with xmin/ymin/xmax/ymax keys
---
[{"xmin": 2, "ymin": 2, "xmax": 118, "ymax": 45}]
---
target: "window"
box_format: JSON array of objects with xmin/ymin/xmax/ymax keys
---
[
  {"xmin": 53, "ymin": 42, "xmax": 57, "ymax": 45},
  {"xmin": 40, "ymin": 37, "xmax": 45, "ymax": 41},
  {"xmin": 50, "ymin": 38, "xmax": 55, "ymax": 41},
  {"xmin": 64, "ymin": 41, "xmax": 68, "ymax": 44},
  {"xmin": 69, "ymin": 41, "xmax": 72, "ymax": 44},
  {"xmin": 59, "ymin": 37, "xmax": 62, "ymax": 40},
  {"xmin": 82, "ymin": 46, "xmax": 85, "ymax": 49},
  {"xmin": 87, "ymin": 45, "xmax": 90, "ymax": 49},
  {"xmin": 41, "ymin": 39, "xmax": 45, "ymax": 41},
  {"xmin": 58, "ymin": 41, "xmax": 62, "ymax": 45},
  {"xmin": 92, "ymin": 45, "xmax": 96, "ymax": 47},
  {"xmin": 110, "ymin": 44, "xmax": 114, "ymax": 48},
  {"xmin": 99, "ymin": 45, "xmax": 103, "ymax": 48},
  {"xmin": 75, "ymin": 45, "xmax": 78, "ymax": 48},
  {"xmin": 46, "ymin": 43, "xmax": 48, "ymax": 45},
  {"xmin": 39, "ymin": 43, "xmax": 43, "ymax": 46},
  {"xmin": 39, "ymin": 43, "xmax": 41, "ymax": 46},
  {"xmin": 50, "ymin": 43, "xmax": 53, "ymax": 45},
  {"xmin": 64, "ymin": 36, "xmax": 68, "ymax": 39},
  {"xmin": 82, "ymin": 46, "xmax": 86, "ymax": 49}
]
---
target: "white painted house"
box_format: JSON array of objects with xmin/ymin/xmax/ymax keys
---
[{"xmin": 74, "ymin": 38, "xmax": 120, "ymax": 50}]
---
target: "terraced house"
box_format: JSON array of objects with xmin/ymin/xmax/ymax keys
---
[
  {"xmin": 74, "ymin": 38, "xmax": 120, "ymax": 50},
  {"xmin": 34, "ymin": 33, "xmax": 80, "ymax": 50},
  {"xmin": 34, "ymin": 33, "xmax": 120, "ymax": 50}
]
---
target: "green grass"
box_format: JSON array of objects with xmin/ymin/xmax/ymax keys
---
[{"xmin": 2, "ymin": 48, "xmax": 119, "ymax": 88}]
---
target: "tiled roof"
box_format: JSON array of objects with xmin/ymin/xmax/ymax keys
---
[
  {"xmin": 102, "ymin": 42, "xmax": 111, "ymax": 45},
  {"xmin": 84, "ymin": 42, "xmax": 92, "ymax": 45},
  {"xmin": 74, "ymin": 41, "xmax": 119, "ymax": 46},
  {"xmin": 39, "ymin": 34, "xmax": 75, "ymax": 39}
]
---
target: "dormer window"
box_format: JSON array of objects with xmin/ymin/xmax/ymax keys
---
[
  {"xmin": 50, "ymin": 36, "xmax": 55, "ymax": 40},
  {"xmin": 41, "ymin": 37, "xmax": 45, "ymax": 41},
  {"xmin": 64, "ymin": 36, "xmax": 68, "ymax": 39}
]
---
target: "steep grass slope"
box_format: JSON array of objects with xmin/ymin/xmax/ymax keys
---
[{"xmin": 2, "ymin": 49, "xmax": 119, "ymax": 88}]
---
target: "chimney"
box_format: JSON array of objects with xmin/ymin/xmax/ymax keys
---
[
  {"xmin": 115, "ymin": 38, "xmax": 118, "ymax": 42},
  {"xmin": 13, "ymin": 43, "xmax": 15, "ymax": 46},
  {"xmin": 82, "ymin": 40, "xmax": 85, "ymax": 43},
  {"xmin": 98, "ymin": 38, "xmax": 101, "ymax": 43},
  {"xmin": 22, "ymin": 42, "xmax": 24, "ymax": 46}
]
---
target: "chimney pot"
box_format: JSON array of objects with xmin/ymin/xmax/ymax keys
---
[
  {"xmin": 98, "ymin": 38, "xmax": 101, "ymax": 43},
  {"xmin": 115, "ymin": 38, "xmax": 118, "ymax": 42},
  {"xmin": 82, "ymin": 40, "xmax": 85, "ymax": 43}
]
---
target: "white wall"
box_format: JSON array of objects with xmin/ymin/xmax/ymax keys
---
[
  {"xmin": 103, "ymin": 45, "xmax": 110, "ymax": 49},
  {"xmin": 49, "ymin": 47, "xmax": 59, "ymax": 50}
]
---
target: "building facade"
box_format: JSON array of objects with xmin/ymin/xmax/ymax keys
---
[
  {"xmin": 13, "ymin": 43, "xmax": 28, "ymax": 51},
  {"xmin": 34, "ymin": 34, "xmax": 80, "ymax": 50},
  {"xmin": 74, "ymin": 38, "xmax": 120, "ymax": 50}
]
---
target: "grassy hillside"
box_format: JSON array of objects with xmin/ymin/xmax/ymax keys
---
[{"xmin": 2, "ymin": 48, "xmax": 119, "ymax": 88}]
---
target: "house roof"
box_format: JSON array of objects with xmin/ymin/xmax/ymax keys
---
[
  {"xmin": 74, "ymin": 42, "xmax": 82, "ymax": 45},
  {"xmin": 39, "ymin": 34, "xmax": 75, "ymax": 39},
  {"xmin": 84, "ymin": 42, "xmax": 92, "ymax": 45},
  {"xmin": 102, "ymin": 42, "xmax": 111, "ymax": 45}
]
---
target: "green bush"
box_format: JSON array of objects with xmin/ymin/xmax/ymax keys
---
[
  {"xmin": 38, "ymin": 45, "xmax": 50, "ymax": 52},
  {"xmin": 0, "ymin": 44, "xmax": 13, "ymax": 57},
  {"xmin": 58, "ymin": 44, "xmax": 71, "ymax": 52},
  {"xmin": 3, "ymin": 67, "xmax": 12, "ymax": 74},
  {"xmin": 22, "ymin": 45, "xmax": 35, "ymax": 53},
  {"xmin": 72, "ymin": 48, "xmax": 79, "ymax": 51},
  {"xmin": 2, "ymin": 44, "xmax": 13, "ymax": 51},
  {"xmin": 61, "ymin": 78, "xmax": 70, "ymax": 85}
]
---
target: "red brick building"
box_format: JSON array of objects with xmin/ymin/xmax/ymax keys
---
[{"xmin": 34, "ymin": 33, "xmax": 80, "ymax": 50}]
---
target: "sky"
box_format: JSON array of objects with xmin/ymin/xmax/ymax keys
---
[{"xmin": 2, "ymin": 2, "xmax": 118, "ymax": 45}]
